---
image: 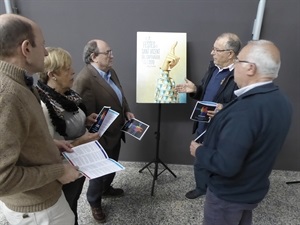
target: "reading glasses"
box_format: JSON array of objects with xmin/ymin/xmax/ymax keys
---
[
  {"xmin": 234, "ymin": 58, "xmax": 255, "ymax": 64},
  {"xmin": 97, "ymin": 49, "xmax": 113, "ymax": 56},
  {"xmin": 212, "ymin": 48, "xmax": 232, "ymax": 53}
]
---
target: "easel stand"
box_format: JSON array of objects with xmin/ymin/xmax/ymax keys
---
[{"xmin": 139, "ymin": 104, "xmax": 177, "ymax": 196}]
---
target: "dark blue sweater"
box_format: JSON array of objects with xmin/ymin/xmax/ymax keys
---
[
  {"xmin": 190, "ymin": 61, "xmax": 237, "ymax": 134},
  {"xmin": 195, "ymin": 83, "xmax": 292, "ymax": 204}
]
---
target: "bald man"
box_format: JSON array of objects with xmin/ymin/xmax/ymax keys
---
[
  {"xmin": 189, "ymin": 40, "xmax": 292, "ymax": 225},
  {"xmin": 0, "ymin": 14, "xmax": 80, "ymax": 225},
  {"xmin": 73, "ymin": 39, "xmax": 134, "ymax": 223}
]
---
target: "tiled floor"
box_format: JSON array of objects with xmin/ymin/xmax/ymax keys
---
[{"xmin": 1, "ymin": 161, "xmax": 300, "ymax": 225}]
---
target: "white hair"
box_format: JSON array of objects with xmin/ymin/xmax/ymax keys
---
[{"xmin": 246, "ymin": 40, "xmax": 280, "ymax": 79}]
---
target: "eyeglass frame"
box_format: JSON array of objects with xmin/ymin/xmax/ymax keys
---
[
  {"xmin": 211, "ymin": 47, "xmax": 232, "ymax": 53},
  {"xmin": 234, "ymin": 58, "xmax": 255, "ymax": 65},
  {"xmin": 96, "ymin": 49, "xmax": 113, "ymax": 56}
]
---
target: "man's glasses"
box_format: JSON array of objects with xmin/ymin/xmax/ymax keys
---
[
  {"xmin": 234, "ymin": 58, "xmax": 254, "ymax": 64},
  {"xmin": 97, "ymin": 49, "xmax": 113, "ymax": 56},
  {"xmin": 212, "ymin": 48, "xmax": 232, "ymax": 53}
]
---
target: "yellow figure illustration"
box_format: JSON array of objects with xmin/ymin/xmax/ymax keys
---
[{"xmin": 155, "ymin": 42, "xmax": 180, "ymax": 103}]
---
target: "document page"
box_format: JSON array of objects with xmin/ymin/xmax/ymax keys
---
[
  {"xmin": 89, "ymin": 106, "xmax": 119, "ymax": 137},
  {"xmin": 62, "ymin": 141, "xmax": 125, "ymax": 179},
  {"xmin": 121, "ymin": 118, "xmax": 150, "ymax": 140},
  {"xmin": 98, "ymin": 109, "xmax": 119, "ymax": 136}
]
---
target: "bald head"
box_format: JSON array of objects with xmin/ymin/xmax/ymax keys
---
[
  {"xmin": 0, "ymin": 14, "xmax": 37, "ymax": 59},
  {"xmin": 0, "ymin": 14, "xmax": 47, "ymax": 74},
  {"xmin": 217, "ymin": 33, "xmax": 242, "ymax": 55},
  {"xmin": 83, "ymin": 39, "xmax": 109, "ymax": 64},
  {"xmin": 242, "ymin": 40, "xmax": 281, "ymax": 79},
  {"xmin": 234, "ymin": 40, "xmax": 281, "ymax": 88}
]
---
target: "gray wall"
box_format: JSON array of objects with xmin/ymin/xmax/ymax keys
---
[{"xmin": 2, "ymin": 0, "xmax": 299, "ymax": 170}]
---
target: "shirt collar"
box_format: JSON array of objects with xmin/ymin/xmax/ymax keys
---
[
  {"xmin": 91, "ymin": 64, "xmax": 110, "ymax": 80},
  {"xmin": 234, "ymin": 81, "xmax": 273, "ymax": 97},
  {"xmin": 216, "ymin": 63, "xmax": 234, "ymax": 72}
]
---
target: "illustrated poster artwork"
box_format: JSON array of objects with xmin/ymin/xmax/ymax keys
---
[{"xmin": 136, "ymin": 32, "xmax": 187, "ymax": 103}]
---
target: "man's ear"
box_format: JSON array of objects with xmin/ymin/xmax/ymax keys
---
[
  {"xmin": 20, "ymin": 39, "xmax": 32, "ymax": 57},
  {"xmin": 247, "ymin": 63, "xmax": 257, "ymax": 77},
  {"xmin": 90, "ymin": 52, "xmax": 97, "ymax": 62},
  {"xmin": 228, "ymin": 51, "xmax": 235, "ymax": 60}
]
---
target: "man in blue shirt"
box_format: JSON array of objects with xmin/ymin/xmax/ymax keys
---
[
  {"xmin": 176, "ymin": 33, "xmax": 241, "ymax": 199},
  {"xmin": 190, "ymin": 40, "xmax": 292, "ymax": 225}
]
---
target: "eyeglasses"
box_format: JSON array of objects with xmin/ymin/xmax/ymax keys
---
[
  {"xmin": 212, "ymin": 48, "xmax": 232, "ymax": 53},
  {"xmin": 97, "ymin": 49, "xmax": 113, "ymax": 56},
  {"xmin": 234, "ymin": 58, "xmax": 254, "ymax": 64}
]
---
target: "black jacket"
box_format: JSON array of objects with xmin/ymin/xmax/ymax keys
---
[{"xmin": 190, "ymin": 61, "xmax": 238, "ymax": 133}]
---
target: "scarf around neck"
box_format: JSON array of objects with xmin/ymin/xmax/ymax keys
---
[{"xmin": 36, "ymin": 80, "xmax": 83, "ymax": 137}]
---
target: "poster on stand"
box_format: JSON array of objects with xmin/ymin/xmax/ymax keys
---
[{"xmin": 136, "ymin": 32, "xmax": 187, "ymax": 104}]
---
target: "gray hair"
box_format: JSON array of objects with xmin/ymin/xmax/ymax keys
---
[
  {"xmin": 246, "ymin": 40, "xmax": 280, "ymax": 79},
  {"xmin": 83, "ymin": 40, "xmax": 99, "ymax": 64},
  {"xmin": 219, "ymin": 33, "xmax": 242, "ymax": 55}
]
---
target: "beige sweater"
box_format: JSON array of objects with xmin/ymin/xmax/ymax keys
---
[{"xmin": 0, "ymin": 61, "xmax": 65, "ymax": 213}]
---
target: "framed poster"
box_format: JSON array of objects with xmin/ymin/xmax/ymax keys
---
[{"xmin": 136, "ymin": 32, "xmax": 187, "ymax": 103}]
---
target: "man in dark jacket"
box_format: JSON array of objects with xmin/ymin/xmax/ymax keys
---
[
  {"xmin": 176, "ymin": 33, "xmax": 241, "ymax": 199},
  {"xmin": 190, "ymin": 39, "xmax": 292, "ymax": 225}
]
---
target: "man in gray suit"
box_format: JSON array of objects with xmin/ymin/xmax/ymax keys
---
[{"xmin": 73, "ymin": 39, "xmax": 134, "ymax": 223}]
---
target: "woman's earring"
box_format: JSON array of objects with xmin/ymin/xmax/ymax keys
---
[{"xmin": 53, "ymin": 77, "xmax": 57, "ymax": 81}]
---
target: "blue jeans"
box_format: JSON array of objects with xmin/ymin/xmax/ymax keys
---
[{"xmin": 203, "ymin": 188, "xmax": 258, "ymax": 225}]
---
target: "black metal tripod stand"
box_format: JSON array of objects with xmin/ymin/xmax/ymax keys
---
[{"xmin": 139, "ymin": 104, "xmax": 177, "ymax": 196}]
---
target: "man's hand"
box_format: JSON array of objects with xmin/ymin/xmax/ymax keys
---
[
  {"xmin": 175, "ymin": 78, "xmax": 197, "ymax": 93},
  {"xmin": 54, "ymin": 139, "xmax": 73, "ymax": 153},
  {"xmin": 126, "ymin": 112, "xmax": 135, "ymax": 120},
  {"xmin": 57, "ymin": 163, "xmax": 81, "ymax": 184},
  {"xmin": 207, "ymin": 103, "xmax": 223, "ymax": 118},
  {"xmin": 190, "ymin": 140, "xmax": 202, "ymax": 157}
]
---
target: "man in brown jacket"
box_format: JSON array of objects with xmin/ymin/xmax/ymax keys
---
[
  {"xmin": 73, "ymin": 39, "xmax": 134, "ymax": 223},
  {"xmin": 0, "ymin": 14, "xmax": 80, "ymax": 225}
]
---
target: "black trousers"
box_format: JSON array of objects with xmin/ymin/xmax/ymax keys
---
[
  {"xmin": 63, "ymin": 176, "xmax": 86, "ymax": 225},
  {"xmin": 87, "ymin": 139, "xmax": 121, "ymax": 208}
]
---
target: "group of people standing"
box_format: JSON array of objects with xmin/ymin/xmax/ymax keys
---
[
  {"xmin": 0, "ymin": 13, "xmax": 292, "ymax": 225},
  {"xmin": 0, "ymin": 14, "xmax": 133, "ymax": 225}
]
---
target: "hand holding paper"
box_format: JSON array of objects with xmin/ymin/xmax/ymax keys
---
[
  {"xmin": 62, "ymin": 141, "xmax": 124, "ymax": 179},
  {"xmin": 89, "ymin": 106, "xmax": 119, "ymax": 136}
]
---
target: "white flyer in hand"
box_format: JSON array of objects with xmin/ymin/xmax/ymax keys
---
[{"xmin": 62, "ymin": 140, "xmax": 124, "ymax": 179}]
